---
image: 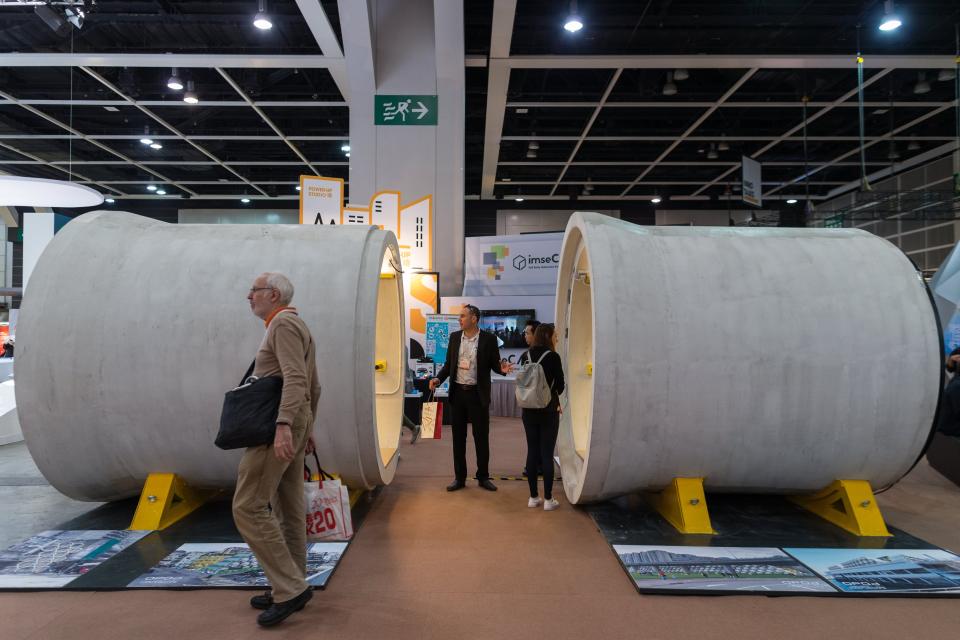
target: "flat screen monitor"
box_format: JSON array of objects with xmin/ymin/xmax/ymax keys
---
[{"xmin": 478, "ymin": 309, "xmax": 536, "ymax": 349}]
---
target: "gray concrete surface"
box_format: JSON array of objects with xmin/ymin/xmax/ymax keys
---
[
  {"xmin": 15, "ymin": 211, "xmax": 404, "ymax": 502},
  {"xmin": 0, "ymin": 442, "xmax": 102, "ymax": 549},
  {"xmin": 556, "ymin": 212, "xmax": 942, "ymax": 503}
]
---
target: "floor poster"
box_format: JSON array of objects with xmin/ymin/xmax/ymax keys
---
[
  {"xmin": 128, "ymin": 542, "xmax": 348, "ymax": 588},
  {"xmin": 0, "ymin": 530, "xmax": 151, "ymax": 588}
]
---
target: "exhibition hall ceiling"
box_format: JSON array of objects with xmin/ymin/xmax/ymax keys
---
[{"xmin": 0, "ymin": 0, "xmax": 958, "ymax": 207}]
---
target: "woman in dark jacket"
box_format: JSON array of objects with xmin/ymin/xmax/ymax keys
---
[{"xmin": 521, "ymin": 323, "xmax": 565, "ymax": 511}]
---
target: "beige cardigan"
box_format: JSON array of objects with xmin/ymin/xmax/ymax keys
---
[{"xmin": 253, "ymin": 310, "xmax": 321, "ymax": 425}]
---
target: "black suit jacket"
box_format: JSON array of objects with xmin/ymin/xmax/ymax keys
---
[{"xmin": 436, "ymin": 330, "xmax": 504, "ymax": 406}]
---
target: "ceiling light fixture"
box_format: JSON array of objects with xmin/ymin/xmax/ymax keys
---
[
  {"xmin": 707, "ymin": 143, "xmax": 718, "ymax": 160},
  {"xmin": 150, "ymin": 143, "xmax": 163, "ymax": 150},
  {"xmin": 913, "ymin": 72, "xmax": 931, "ymax": 95},
  {"xmin": 651, "ymin": 196, "xmax": 662, "ymax": 204},
  {"xmin": 515, "ymin": 197, "xmax": 525, "ymax": 202},
  {"xmin": 786, "ymin": 198, "xmax": 799, "ymax": 204},
  {"xmin": 0, "ymin": 176, "xmax": 103, "ymax": 207},
  {"xmin": 253, "ymin": 0, "xmax": 273, "ymax": 30},
  {"xmin": 887, "ymin": 144, "xmax": 900, "ymax": 161},
  {"xmin": 146, "ymin": 184, "xmax": 157, "ymax": 192},
  {"xmin": 156, "ymin": 189, "xmax": 167, "ymax": 195},
  {"xmin": 526, "ymin": 149, "xmax": 537, "ymax": 159},
  {"xmin": 296, "ymin": 186, "xmax": 301, "ymax": 191},
  {"xmin": 717, "ymin": 135, "xmax": 730, "ymax": 151},
  {"xmin": 563, "ymin": 0, "xmax": 583, "ymax": 32},
  {"xmin": 938, "ymin": 68, "xmax": 957, "ymax": 82},
  {"xmin": 528, "ymin": 140, "xmax": 540, "ymax": 151},
  {"xmin": 673, "ymin": 68, "xmax": 689, "ymax": 82},
  {"xmin": 878, "ymin": 0, "xmax": 902, "ymax": 31},
  {"xmin": 662, "ymin": 71, "xmax": 678, "ymax": 97},
  {"xmin": 140, "ymin": 127, "xmax": 153, "ymax": 145},
  {"xmin": 345, "ymin": 152, "xmax": 350, "ymax": 157},
  {"xmin": 167, "ymin": 67, "xmax": 184, "ymax": 91},
  {"xmin": 908, "ymin": 137, "xmax": 920, "ymax": 151},
  {"xmin": 64, "ymin": 7, "xmax": 84, "ymax": 29},
  {"xmin": 183, "ymin": 80, "xmax": 199, "ymax": 104},
  {"xmin": 105, "ymin": 198, "xmax": 115, "ymax": 204},
  {"xmin": 341, "ymin": 144, "xmax": 350, "ymax": 152},
  {"xmin": 241, "ymin": 197, "xmax": 251, "ymax": 203}
]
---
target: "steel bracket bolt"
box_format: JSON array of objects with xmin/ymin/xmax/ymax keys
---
[
  {"xmin": 689, "ymin": 499, "xmax": 700, "ymax": 506},
  {"xmin": 860, "ymin": 500, "xmax": 871, "ymax": 508},
  {"xmin": 147, "ymin": 495, "xmax": 158, "ymax": 503}
]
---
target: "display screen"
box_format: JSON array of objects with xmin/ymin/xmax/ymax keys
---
[{"xmin": 478, "ymin": 309, "xmax": 536, "ymax": 348}]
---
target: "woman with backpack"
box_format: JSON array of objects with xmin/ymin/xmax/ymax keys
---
[{"xmin": 517, "ymin": 323, "xmax": 565, "ymax": 511}]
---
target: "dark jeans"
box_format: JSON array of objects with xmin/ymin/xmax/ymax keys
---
[
  {"xmin": 522, "ymin": 410, "xmax": 560, "ymax": 499},
  {"xmin": 451, "ymin": 388, "xmax": 490, "ymax": 482}
]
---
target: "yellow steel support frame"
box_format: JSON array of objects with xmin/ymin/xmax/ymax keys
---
[
  {"xmin": 790, "ymin": 479, "xmax": 891, "ymax": 537},
  {"xmin": 648, "ymin": 477, "xmax": 716, "ymax": 535},
  {"xmin": 129, "ymin": 473, "xmax": 216, "ymax": 531}
]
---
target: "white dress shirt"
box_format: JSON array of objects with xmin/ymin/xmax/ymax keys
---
[{"xmin": 455, "ymin": 331, "xmax": 480, "ymax": 385}]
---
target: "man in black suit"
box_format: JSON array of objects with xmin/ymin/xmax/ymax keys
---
[{"xmin": 430, "ymin": 304, "xmax": 514, "ymax": 491}]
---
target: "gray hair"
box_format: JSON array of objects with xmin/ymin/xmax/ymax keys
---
[{"xmin": 263, "ymin": 272, "xmax": 294, "ymax": 305}]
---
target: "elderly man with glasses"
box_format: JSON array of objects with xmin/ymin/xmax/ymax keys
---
[{"xmin": 233, "ymin": 272, "xmax": 321, "ymax": 627}]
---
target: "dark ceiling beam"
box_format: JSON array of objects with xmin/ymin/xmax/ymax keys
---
[
  {"xmin": 80, "ymin": 66, "xmax": 270, "ymax": 197},
  {"xmin": 691, "ymin": 68, "xmax": 895, "ymax": 196}
]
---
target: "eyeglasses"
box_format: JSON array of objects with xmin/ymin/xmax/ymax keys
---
[{"xmin": 248, "ymin": 287, "xmax": 275, "ymax": 294}]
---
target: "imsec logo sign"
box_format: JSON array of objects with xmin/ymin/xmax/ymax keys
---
[{"xmin": 512, "ymin": 252, "xmax": 559, "ymax": 271}]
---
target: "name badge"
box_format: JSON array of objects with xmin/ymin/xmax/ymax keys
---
[{"xmin": 458, "ymin": 357, "xmax": 470, "ymax": 370}]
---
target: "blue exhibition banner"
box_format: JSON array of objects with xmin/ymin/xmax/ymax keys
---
[
  {"xmin": 945, "ymin": 313, "xmax": 960, "ymax": 354},
  {"xmin": 425, "ymin": 314, "xmax": 460, "ymax": 364}
]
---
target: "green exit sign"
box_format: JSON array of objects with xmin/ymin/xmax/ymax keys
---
[
  {"xmin": 375, "ymin": 95, "xmax": 437, "ymax": 125},
  {"xmin": 824, "ymin": 214, "xmax": 844, "ymax": 228}
]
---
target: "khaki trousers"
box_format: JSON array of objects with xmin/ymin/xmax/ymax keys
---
[{"xmin": 232, "ymin": 403, "xmax": 311, "ymax": 602}]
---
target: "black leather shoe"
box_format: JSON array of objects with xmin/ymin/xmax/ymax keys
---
[
  {"xmin": 250, "ymin": 591, "xmax": 273, "ymax": 610},
  {"xmin": 256, "ymin": 587, "xmax": 312, "ymax": 627},
  {"xmin": 446, "ymin": 480, "xmax": 466, "ymax": 491},
  {"xmin": 478, "ymin": 478, "xmax": 498, "ymax": 491}
]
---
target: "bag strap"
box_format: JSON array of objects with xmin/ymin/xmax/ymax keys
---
[
  {"xmin": 240, "ymin": 359, "xmax": 255, "ymax": 386},
  {"xmin": 304, "ymin": 450, "xmax": 334, "ymax": 483},
  {"xmin": 535, "ymin": 350, "xmax": 551, "ymax": 365}
]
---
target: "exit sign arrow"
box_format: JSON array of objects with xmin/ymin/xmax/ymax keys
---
[{"xmin": 375, "ymin": 95, "xmax": 438, "ymax": 126}]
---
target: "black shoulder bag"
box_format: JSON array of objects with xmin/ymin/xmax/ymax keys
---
[{"xmin": 215, "ymin": 360, "xmax": 283, "ymax": 450}]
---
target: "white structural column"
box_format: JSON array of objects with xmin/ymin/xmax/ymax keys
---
[{"xmin": 338, "ymin": 0, "xmax": 466, "ymax": 295}]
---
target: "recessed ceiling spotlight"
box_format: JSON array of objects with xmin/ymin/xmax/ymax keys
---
[
  {"xmin": 673, "ymin": 68, "xmax": 689, "ymax": 81},
  {"xmin": 253, "ymin": 0, "xmax": 273, "ymax": 30},
  {"xmin": 938, "ymin": 68, "xmax": 957, "ymax": 82},
  {"xmin": 707, "ymin": 143, "xmax": 718, "ymax": 160},
  {"xmin": 345, "ymin": 152, "xmax": 350, "ymax": 157},
  {"xmin": 502, "ymin": 178, "xmax": 512, "ymax": 182},
  {"xmin": 515, "ymin": 108, "xmax": 529, "ymax": 114},
  {"xmin": 140, "ymin": 126, "xmax": 153, "ymax": 145},
  {"xmin": 167, "ymin": 67, "xmax": 184, "ymax": 91},
  {"xmin": 183, "ymin": 80, "xmax": 199, "ymax": 104},
  {"xmin": 150, "ymin": 143, "xmax": 163, "ymax": 150},
  {"xmin": 341, "ymin": 144, "xmax": 350, "ymax": 152},
  {"xmin": 786, "ymin": 198, "xmax": 799, "ymax": 204},
  {"xmin": 563, "ymin": 1, "xmax": 583, "ymax": 32},
  {"xmin": 878, "ymin": 0, "xmax": 902, "ymax": 31},
  {"xmin": 156, "ymin": 189, "xmax": 167, "ymax": 195},
  {"xmin": 515, "ymin": 197, "xmax": 525, "ymax": 202},
  {"xmin": 105, "ymin": 198, "xmax": 115, "ymax": 204},
  {"xmin": 241, "ymin": 197, "xmax": 251, "ymax": 203},
  {"xmin": 146, "ymin": 184, "xmax": 157, "ymax": 192},
  {"xmin": 651, "ymin": 196, "xmax": 662, "ymax": 204},
  {"xmin": 662, "ymin": 71, "xmax": 678, "ymax": 96},
  {"xmin": 913, "ymin": 72, "xmax": 931, "ymax": 95},
  {"xmin": 103, "ymin": 106, "xmax": 119, "ymax": 112},
  {"xmin": 526, "ymin": 149, "xmax": 537, "ymax": 159},
  {"xmin": 717, "ymin": 135, "xmax": 730, "ymax": 151},
  {"xmin": 908, "ymin": 137, "xmax": 920, "ymax": 151},
  {"xmin": 296, "ymin": 185, "xmax": 301, "ymax": 191}
]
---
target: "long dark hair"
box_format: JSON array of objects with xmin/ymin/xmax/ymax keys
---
[{"xmin": 532, "ymin": 323, "xmax": 555, "ymax": 350}]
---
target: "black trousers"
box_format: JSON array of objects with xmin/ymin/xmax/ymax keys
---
[
  {"xmin": 451, "ymin": 388, "xmax": 490, "ymax": 481},
  {"xmin": 522, "ymin": 410, "xmax": 560, "ymax": 499}
]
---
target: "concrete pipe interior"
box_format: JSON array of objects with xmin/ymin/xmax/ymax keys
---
[
  {"xmin": 556, "ymin": 211, "xmax": 941, "ymax": 505},
  {"xmin": 15, "ymin": 211, "xmax": 406, "ymax": 501},
  {"xmin": 374, "ymin": 259, "xmax": 404, "ymax": 468}
]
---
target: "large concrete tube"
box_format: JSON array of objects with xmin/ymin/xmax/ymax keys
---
[
  {"xmin": 15, "ymin": 211, "xmax": 405, "ymax": 501},
  {"xmin": 556, "ymin": 212, "xmax": 941, "ymax": 504}
]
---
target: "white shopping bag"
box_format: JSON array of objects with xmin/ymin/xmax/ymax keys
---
[{"xmin": 304, "ymin": 453, "xmax": 354, "ymax": 541}]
